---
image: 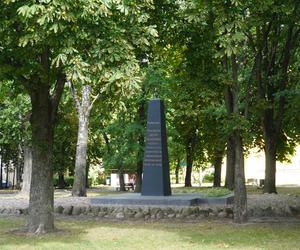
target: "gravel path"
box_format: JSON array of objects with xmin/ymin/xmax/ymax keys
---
[{"xmin": 1, "ymin": 191, "xmax": 300, "ymax": 211}]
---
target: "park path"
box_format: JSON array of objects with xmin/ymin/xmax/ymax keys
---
[{"xmin": 0, "ymin": 189, "xmax": 300, "ymax": 211}]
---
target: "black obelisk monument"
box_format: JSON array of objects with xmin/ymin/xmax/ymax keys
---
[{"xmin": 141, "ymin": 99, "xmax": 171, "ymax": 196}]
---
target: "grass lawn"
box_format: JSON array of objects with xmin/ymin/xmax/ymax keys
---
[
  {"xmin": 172, "ymin": 187, "xmax": 232, "ymax": 197},
  {"xmin": 0, "ymin": 217, "xmax": 300, "ymax": 250}
]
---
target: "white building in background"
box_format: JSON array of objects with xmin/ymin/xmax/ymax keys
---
[{"xmin": 221, "ymin": 146, "xmax": 300, "ymax": 186}]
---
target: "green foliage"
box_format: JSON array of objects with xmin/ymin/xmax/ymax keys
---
[
  {"xmin": 0, "ymin": 0, "xmax": 299, "ymax": 191},
  {"xmin": 101, "ymin": 99, "xmax": 143, "ymax": 174},
  {"xmin": 53, "ymin": 92, "xmax": 77, "ymax": 176},
  {"xmin": 203, "ymin": 173, "xmax": 214, "ymax": 183}
]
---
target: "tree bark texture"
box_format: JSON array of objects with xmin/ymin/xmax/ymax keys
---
[
  {"xmin": 71, "ymin": 84, "xmax": 96, "ymax": 197},
  {"xmin": 225, "ymin": 136, "xmax": 235, "ymax": 190},
  {"xmin": 72, "ymin": 85, "xmax": 91, "ymax": 196},
  {"xmin": 184, "ymin": 145, "xmax": 193, "ymax": 187},
  {"xmin": 263, "ymin": 126, "xmax": 277, "ymax": 193},
  {"xmin": 28, "ymin": 87, "xmax": 55, "ymax": 234},
  {"xmin": 118, "ymin": 170, "xmax": 126, "ymax": 191},
  {"xmin": 224, "ymin": 84, "xmax": 235, "ymax": 190},
  {"xmin": 25, "ymin": 66, "xmax": 65, "ymax": 233},
  {"xmin": 231, "ymin": 54, "xmax": 247, "ymax": 223},
  {"xmin": 233, "ymin": 132, "xmax": 248, "ymax": 223}
]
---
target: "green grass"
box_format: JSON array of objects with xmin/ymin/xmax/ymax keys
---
[
  {"xmin": 53, "ymin": 188, "xmax": 127, "ymax": 198},
  {"xmin": 0, "ymin": 217, "xmax": 300, "ymax": 250},
  {"xmin": 172, "ymin": 187, "xmax": 232, "ymax": 197}
]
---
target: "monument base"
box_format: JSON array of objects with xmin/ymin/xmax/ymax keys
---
[{"xmin": 91, "ymin": 193, "xmax": 234, "ymax": 206}]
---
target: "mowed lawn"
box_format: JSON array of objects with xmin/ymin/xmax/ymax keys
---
[{"xmin": 0, "ymin": 217, "xmax": 300, "ymax": 250}]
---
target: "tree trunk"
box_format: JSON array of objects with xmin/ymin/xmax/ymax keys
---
[
  {"xmin": 231, "ymin": 53, "xmax": 247, "ymax": 223},
  {"xmin": 225, "ymin": 136, "xmax": 235, "ymax": 190},
  {"xmin": 16, "ymin": 144, "xmax": 23, "ymax": 190},
  {"xmin": 184, "ymin": 146, "xmax": 193, "ymax": 187},
  {"xmin": 135, "ymin": 88, "xmax": 145, "ymax": 193},
  {"xmin": 0, "ymin": 155, "xmax": 2, "ymax": 189},
  {"xmin": 175, "ymin": 158, "xmax": 180, "ymax": 184},
  {"xmin": 12, "ymin": 164, "xmax": 16, "ymax": 189},
  {"xmin": 255, "ymin": 10, "xmax": 299, "ymax": 193},
  {"xmin": 119, "ymin": 170, "xmax": 126, "ymax": 191},
  {"xmin": 233, "ymin": 132, "xmax": 248, "ymax": 223},
  {"xmin": 28, "ymin": 88, "xmax": 55, "ymax": 234},
  {"xmin": 58, "ymin": 172, "xmax": 65, "ymax": 189},
  {"xmin": 213, "ymin": 151, "xmax": 223, "ymax": 187},
  {"xmin": 263, "ymin": 127, "xmax": 277, "ymax": 193},
  {"xmin": 70, "ymin": 84, "xmax": 96, "ymax": 197},
  {"xmin": 72, "ymin": 114, "xmax": 89, "ymax": 196},
  {"xmin": 224, "ymin": 82, "xmax": 235, "ymax": 190},
  {"xmin": 21, "ymin": 145, "xmax": 32, "ymax": 194},
  {"xmin": 5, "ymin": 160, "xmax": 9, "ymax": 188},
  {"xmin": 135, "ymin": 159, "xmax": 143, "ymax": 192}
]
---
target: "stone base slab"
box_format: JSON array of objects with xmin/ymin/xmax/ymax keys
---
[{"xmin": 90, "ymin": 193, "xmax": 234, "ymax": 206}]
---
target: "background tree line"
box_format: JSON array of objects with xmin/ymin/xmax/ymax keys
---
[{"xmin": 0, "ymin": 0, "xmax": 299, "ymax": 232}]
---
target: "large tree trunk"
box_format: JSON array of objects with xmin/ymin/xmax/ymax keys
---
[
  {"xmin": 184, "ymin": 146, "xmax": 193, "ymax": 187},
  {"xmin": 28, "ymin": 87, "xmax": 55, "ymax": 234},
  {"xmin": 118, "ymin": 170, "xmax": 126, "ymax": 191},
  {"xmin": 233, "ymin": 132, "xmax": 247, "ymax": 223},
  {"xmin": 72, "ymin": 106, "xmax": 89, "ymax": 196},
  {"xmin": 225, "ymin": 136, "xmax": 235, "ymax": 190},
  {"xmin": 58, "ymin": 172, "xmax": 65, "ymax": 189},
  {"xmin": 264, "ymin": 143, "xmax": 276, "ymax": 193},
  {"xmin": 254, "ymin": 8, "xmax": 299, "ymax": 193},
  {"xmin": 224, "ymin": 83, "xmax": 235, "ymax": 190},
  {"xmin": 21, "ymin": 145, "xmax": 32, "ymax": 194},
  {"xmin": 71, "ymin": 84, "xmax": 96, "ymax": 197},
  {"xmin": 231, "ymin": 53, "xmax": 247, "ymax": 223},
  {"xmin": 213, "ymin": 150, "xmax": 223, "ymax": 187},
  {"xmin": 263, "ymin": 121, "xmax": 277, "ymax": 193}
]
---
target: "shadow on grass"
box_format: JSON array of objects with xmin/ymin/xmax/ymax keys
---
[{"xmin": 1, "ymin": 216, "xmax": 300, "ymax": 250}]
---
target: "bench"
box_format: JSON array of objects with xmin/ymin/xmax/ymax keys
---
[{"xmin": 116, "ymin": 183, "xmax": 134, "ymax": 191}]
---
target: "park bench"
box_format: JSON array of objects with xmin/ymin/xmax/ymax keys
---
[{"xmin": 116, "ymin": 183, "xmax": 134, "ymax": 191}]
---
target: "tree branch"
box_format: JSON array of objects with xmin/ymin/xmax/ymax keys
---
[
  {"xmin": 67, "ymin": 80, "xmax": 82, "ymax": 114},
  {"xmin": 102, "ymin": 131, "xmax": 111, "ymax": 154},
  {"xmin": 87, "ymin": 93, "xmax": 100, "ymax": 115},
  {"xmin": 50, "ymin": 73, "xmax": 66, "ymax": 123},
  {"xmin": 244, "ymin": 30, "xmax": 256, "ymax": 53}
]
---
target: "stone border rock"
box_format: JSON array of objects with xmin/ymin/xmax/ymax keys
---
[
  {"xmin": 1, "ymin": 204, "xmax": 300, "ymax": 221},
  {"xmin": 1, "ymin": 193, "xmax": 300, "ymax": 221},
  {"xmin": 54, "ymin": 205, "xmax": 233, "ymax": 220}
]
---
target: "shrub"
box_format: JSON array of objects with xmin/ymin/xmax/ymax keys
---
[
  {"xmin": 65, "ymin": 176, "xmax": 74, "ymax": 187},
  {"xmin": 203, "ymin": 173, "xmax": 214, "ymax": 183}
]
